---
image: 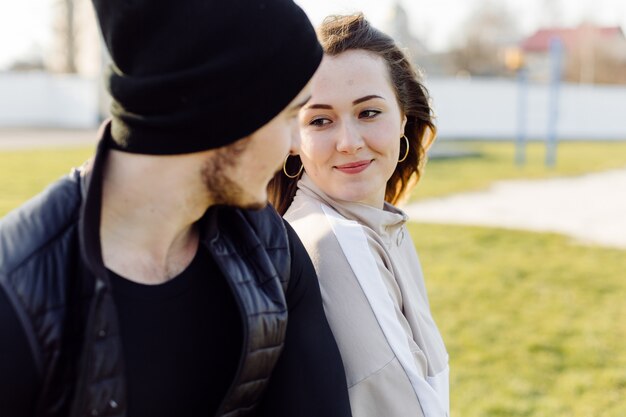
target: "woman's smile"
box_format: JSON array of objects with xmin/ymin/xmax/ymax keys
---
[{"xmin": 334, "ymin": 159, "xmax": 373, "ymax": 174}]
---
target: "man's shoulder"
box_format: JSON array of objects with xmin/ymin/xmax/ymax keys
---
[
  {"xmin": 237, "ymin": 204, "xmax": 287, "ymax": 248},
  {"xmin": 0, "ymin": 170, "xmax": 83, "ymax": 276},
  {"xmin": 206, "ymin": 204, "xmax": 291, "ymax": 290},
  {"xmin": 242, "ymin": 205, "xmax": 292, "ymax": 290}
]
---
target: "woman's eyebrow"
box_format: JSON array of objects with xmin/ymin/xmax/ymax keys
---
[
  {"xmin": 304, "ymin": 103, "xmax": 333, "ymax": 110},
  {"xmin": 305, "ymin": 94, "xmax": 385, "ymax": 110},
  {"xmin": 353, "ymin": 94, "xmax": 384, "ymax": 105}
]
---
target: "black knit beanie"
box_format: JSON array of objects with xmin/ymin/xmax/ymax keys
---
[{"xmin": 91, "ymin": 0, "xmax": 322, "ymax": 154}]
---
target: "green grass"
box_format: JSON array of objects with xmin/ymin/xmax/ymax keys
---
[
  {"xmin": 410, "ymin": 222, "xmax": 626, "ymax": 417},
  {"xmin": 0, "ymin": 147, "xmax": 94, "ymax": 217},
  {"xmin": 1, "ymin": 142, "xmax": 625, "ymax": 416},
  {"xmin": 412, "ymin": 141, "xmax": 626, "ymax": 200}
]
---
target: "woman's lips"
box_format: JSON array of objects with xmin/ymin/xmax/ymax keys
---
[{"xmin": 334, "ymin": 160, "xmax": 372, "ymax": 174}]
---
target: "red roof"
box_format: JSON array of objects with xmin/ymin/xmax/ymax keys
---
[{"xmin": 521, "ymin": 25, "xmax": 624, "ymax": 52}]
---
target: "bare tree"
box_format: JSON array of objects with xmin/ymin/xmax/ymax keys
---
[
  {"xmin": 52, "ymin": 0, "xmax": 78, "ymax": 73},
  {"xmin": 450, "ymin": 0, "xmax": 520, "ymax": 77},
  {"xmin": 63, "ymin": 0, "xmax": 77, "ymax": 73}
]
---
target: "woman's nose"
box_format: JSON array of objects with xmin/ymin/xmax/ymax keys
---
[{"xmin": 336, "ymin": 122, "xmax": 364, "ymax": 154}]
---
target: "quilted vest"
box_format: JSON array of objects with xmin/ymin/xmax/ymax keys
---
[{"xmin": 0, "ymin": 130, "xmax": 290, "ymax": 417}]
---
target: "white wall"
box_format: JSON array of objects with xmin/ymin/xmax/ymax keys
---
[
  {"xmin": 0, "ymin": 72, "xmax": 99, "ymax": 128},
  {"xmin": 426, "ymin": 77, "xmax": 626, "ymax": 140},
  {"xmin": 1, "ymin": 72, "xmax": 625, "ymax": 140}
]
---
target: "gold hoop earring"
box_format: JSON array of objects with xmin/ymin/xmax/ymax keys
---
[
  {"xmin": 283, "ymin": 154, "xmax": 304, "ymax": 179},
  {"xmin": 398, "ymin": 135, "xmax": 410, "ymax": 163}
]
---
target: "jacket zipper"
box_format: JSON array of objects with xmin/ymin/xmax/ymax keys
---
[
  {"xmin": 69, "ymin": 277, "xmax": 105, "ymax": 417},
  {"xmin": 212, "ymin": 233, "xmax": 249, "ymax": 417}
]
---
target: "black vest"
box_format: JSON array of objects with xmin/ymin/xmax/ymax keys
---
[{"xmin": 0, "ymin": 131, "xmax": 291, "ymax": 417}]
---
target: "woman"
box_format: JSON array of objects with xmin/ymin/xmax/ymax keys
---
[{"xmin": 268, "ymin": 13, "xmax": 449, "ymax": 417}]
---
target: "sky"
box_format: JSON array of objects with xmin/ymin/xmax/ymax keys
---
[{"xmin": 0, "ymin": 0, "xmax": 625, "ymax": 70}]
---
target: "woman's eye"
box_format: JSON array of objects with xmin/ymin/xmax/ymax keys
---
[
  {"xmin": 360, "ymin": 110, "xmax": 381, "ymax": 119},
  {"xmin": 309, "ymin": 118, "xmax": 330, "ymax": 127}
]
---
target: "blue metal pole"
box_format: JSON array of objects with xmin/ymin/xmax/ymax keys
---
[
  {"xmin": 516, "ymin": 67, "xmax": 528, "ymax": 166},
  {"xmin": 546, "ymin": 37, "xmax": 563, "ymax": 167}
]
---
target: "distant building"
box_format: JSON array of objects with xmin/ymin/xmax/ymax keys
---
[{"xmin": 520, "ymin": 24, "xmax": 626, "ymax": 84}]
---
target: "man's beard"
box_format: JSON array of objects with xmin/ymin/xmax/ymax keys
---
[{"xmin": 201, "ymin": 138, "xmax": 266, "ymax": 210}]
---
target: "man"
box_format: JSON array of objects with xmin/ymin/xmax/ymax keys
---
[{"xmin": 0, "ymin": 1, "xmax": 352, "ymax": 416}]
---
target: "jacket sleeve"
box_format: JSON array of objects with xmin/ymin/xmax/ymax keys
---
[
  {"xmin": 0, "ymin": 285, "xmax": 40, "ymax": 416},
  {"xmin": 255, "ymin": 222, "xmax": 352, "ymax": 417}
]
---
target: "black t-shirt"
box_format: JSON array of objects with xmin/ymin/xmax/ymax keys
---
[
  {"xmin": 109, "ymin": 243, "xmax": 241, "ymax": 416},
  {"xmin": 0, "ymin": 223, "xmax": 352, "ymax": 417}
]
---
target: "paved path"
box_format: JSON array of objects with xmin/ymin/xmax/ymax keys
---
[
  {"xmin": 403, "ymin": 168, "xmax": 626, "ymax": 249},
  {"xmin": 0, "ymin": 128, "xmax": 99, "ymax": 150}
]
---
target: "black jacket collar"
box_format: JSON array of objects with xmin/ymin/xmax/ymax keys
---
[{"xmin": 78, "ymin": 121, "xmax": 114, "ymax": 284}]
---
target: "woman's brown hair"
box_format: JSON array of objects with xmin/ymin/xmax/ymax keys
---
[{"xmin": 268, "ymin": 13, "xmax": 436, "ymax": 215}]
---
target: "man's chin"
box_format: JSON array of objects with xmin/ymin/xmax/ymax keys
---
[
  {"xmin": 237, "ymin": 200, "xmax": 267, "ymax": 211},
  {"xmin": 238, "ymin": 189, "xmax": 269, "ymax": 211},
  {"xmin": 223, "ymin": 192, "xmax": 268, "ymax": 211},
  {"xmin": 203, "ymin": 168, "xmax": 269, "ymax": 211}
]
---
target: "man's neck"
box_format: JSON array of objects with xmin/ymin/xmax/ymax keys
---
[{"xmin": 99, "ymin": 150, "xmax": 210, "ymax": 284}]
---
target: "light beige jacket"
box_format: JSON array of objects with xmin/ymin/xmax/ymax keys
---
[{"xmin": 285, "ymin": 174, "xmax": 449, "ymax": 417}]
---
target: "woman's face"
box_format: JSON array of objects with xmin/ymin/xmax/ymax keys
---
[{"xmin": 298, "ymin": 50, "xmax": 406, "ymax": 208}]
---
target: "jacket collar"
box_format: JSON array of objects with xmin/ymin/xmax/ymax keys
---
[
  {"xmin": 78, "ymin": 121, "xmax": 115, "ymax": 282},
  {"xmin": 295, "ymin": 173, "xmax": 408, "ymax": 239},
  {"xmin": 77, "ymin": 121, "xmax": 223, "ymax": 283}
]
